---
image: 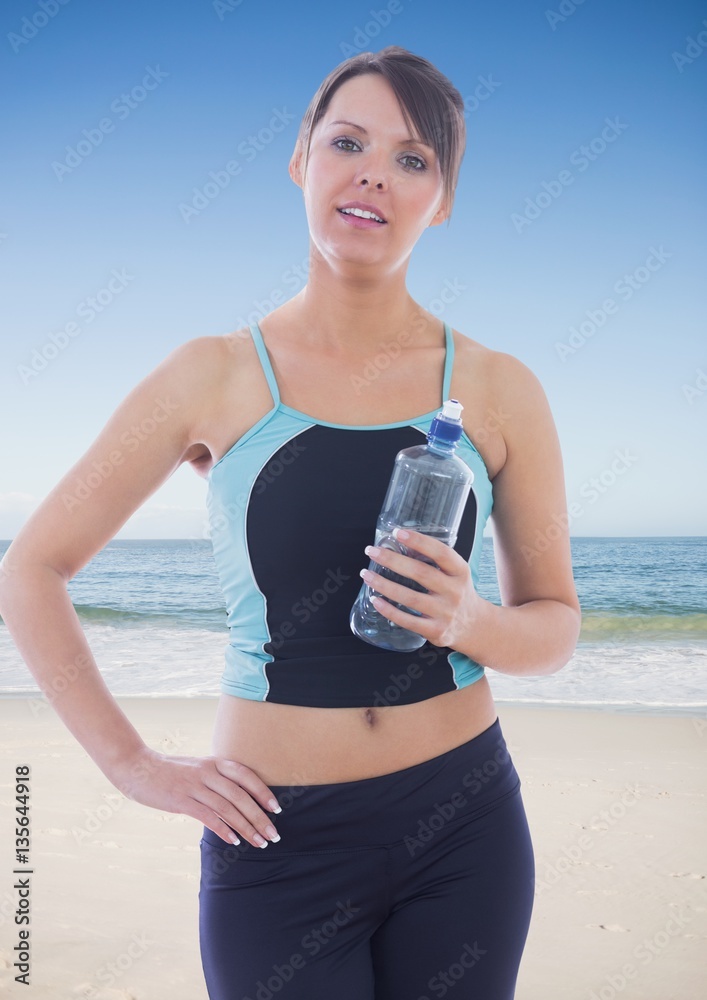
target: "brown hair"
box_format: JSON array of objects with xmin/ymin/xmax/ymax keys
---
[{"xmin": 294, "ymin": 46, "xmax": 466, "ymax": 227}]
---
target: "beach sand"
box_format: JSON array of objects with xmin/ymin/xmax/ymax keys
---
[{"xmin": 0, "ymin": 696, "xmax": 704, "ymax": 999}]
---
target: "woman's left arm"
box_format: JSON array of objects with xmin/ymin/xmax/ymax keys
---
[
  {"xmin": 362, "ymin": 351, "xmax": 581, "ymax": 676},
  {"xmin": 456, "ymin": 349, "xmax": 581, "ymax": 675}
]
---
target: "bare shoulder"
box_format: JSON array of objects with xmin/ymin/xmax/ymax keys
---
[
  {"xmin": 203, "ymin": 326, "xmax": 264, "ymax": 376},
  {"xmin": 177, "ymin": 327, "xmax": 261, "ymax": 472},
  {"xmin": 162, "ymin": 333, "xmax": 235, "ymax": 435},
  {"xmin": 191, "ymin": 325, "xmax": 261, "ymax": 397},
  {"xmin": 455, "ymin": 329, "xmax": 551, "ymax": 422},
  {"xmin": 176, "ymin": 328, "xmax": 252, "ymax": 371},
  {"xmin": 488, "ymin": 347, "xmax": 550, "ymax": 408},
  {"xmin": 171, "ymin": 326, "xmax": 260, "ymax": 391},
  {"xmin": 163, "ymin": 332, "xmax": 230, "ymax": 376},
  {"xmin": 452, "ymin": 328, "xmax": 539, "ymax": 392},
  {"xmin": 489, "ymin": 348, "xmax": 557, "ymax": 452},
  {"xmin": 450, "ymin": 328, "xmax": 497, "ymax": 369},
  {"xmin": 450, "ymin": 329, "xmax": 540, "ymax": 479}
]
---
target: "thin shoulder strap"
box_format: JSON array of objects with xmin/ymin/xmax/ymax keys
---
[
  {"xmin": 442, "ymin": 321, "xmax": 454, "ymax": 401},
  {"xmin": 249, "ymin": 321, "xmax": 281, "ymax": 405}
]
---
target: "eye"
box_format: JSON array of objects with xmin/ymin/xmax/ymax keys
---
[
  {"xmin": 331, "ymin": 137, "xmax": 427, "ymax": 172},
  {"xmin": 401, "ymin": 154, "xmax": 427, "ymax": 172},
  {"xmin": 332, "ymin": 136, "xmax": 361, "ymax": 152}
]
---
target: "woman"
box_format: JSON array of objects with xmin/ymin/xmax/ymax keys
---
[{"xmin": 0, "ymin": 46, "xmax": 581, "ymax": 1000}]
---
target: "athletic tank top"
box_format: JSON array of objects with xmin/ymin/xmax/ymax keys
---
[{"xmin": 206, "ymin": 319, "xmax": 494, "ymax": 708}]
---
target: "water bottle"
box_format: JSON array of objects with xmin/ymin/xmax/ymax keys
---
[{"xmin": 349, "ymin": 398, "xmax": 474, "ymax": 651}]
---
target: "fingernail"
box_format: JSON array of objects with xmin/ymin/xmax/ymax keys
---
[
  {"xmin": 393, "ymin": 527, "xmax": 410, "ymax": 540},
  {"xmin": 265, "ymin": 824, "xmax": 280, "ymax": 842},
  {"xmin": 268, "ymin": 799, "xmax": 282, "ymax": 813},
  {"xmin": 228, "ymin": 831, "xmax": 241, "ymax": 845},
  {"xmin": 254, "ymin": 834, "xmax": 268, "ymax": 848}
]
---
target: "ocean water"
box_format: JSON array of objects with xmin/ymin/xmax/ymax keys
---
[{"xmin": 0, "ymin": 537, "xmax": 705, "ymax": 716}]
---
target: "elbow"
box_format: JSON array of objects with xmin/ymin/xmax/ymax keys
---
[{"xmin": 548, "ymin": 602, "xmax": 582, "ymax": 675}]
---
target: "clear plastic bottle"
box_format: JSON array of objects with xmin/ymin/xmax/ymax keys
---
[{"xmin": 349, "ymin": 398, "xmax": 474, "ymax": 651}]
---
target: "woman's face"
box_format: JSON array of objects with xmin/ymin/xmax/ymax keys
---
[{"xmin": 290, "ymin": 73, "xmax": 448, "ymax": 269}]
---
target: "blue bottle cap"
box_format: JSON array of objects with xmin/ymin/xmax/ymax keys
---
[{"xmin": 429, "ymin": 398, "xmax": 463, "ymax": 446}]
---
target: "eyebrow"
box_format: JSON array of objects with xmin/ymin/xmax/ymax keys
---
[{"xmin": 326, "ymin": 119, "xmax": 433, "ymax": 150}]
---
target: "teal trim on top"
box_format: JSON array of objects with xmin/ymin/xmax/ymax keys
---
[
  {"xmin": 249, "ymin": 320, "xmax": 282, "ymax": 406},
  {"xmin": 442, "ymin": 318, "xmax": 454, "ymax": 400},
  {"xmin": 209, "ymin": 319, "xmax": 494, "ymax": 490},
  {"xmin": 277, "ymin": 402, "xmax": 442, "ymax": 430},
  {"xmin": 249, "ymin": 319, "xmax": 455, "ymax": 431}
]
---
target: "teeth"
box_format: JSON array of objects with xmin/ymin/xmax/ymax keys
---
[{"xmin": 340, "ymin": 207, "xmax": 385, "ymax": 223}]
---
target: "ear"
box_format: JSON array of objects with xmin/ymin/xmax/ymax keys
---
[
  {"xmin": 428, "ymin": 195, "xmax": 449, "ymax": 228},
  {"xmin": 289, "ymin": 144, "xmax": 304, "ymax": 190}
]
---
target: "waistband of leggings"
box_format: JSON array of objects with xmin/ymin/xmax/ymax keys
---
[{"xmin": 203, "ymin": 715, "xmax": 521, "ymax": 853}]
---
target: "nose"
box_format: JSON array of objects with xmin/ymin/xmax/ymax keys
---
[{"xmin": 355, "ymin": 153, "xmax": 389, "ymax": 190}]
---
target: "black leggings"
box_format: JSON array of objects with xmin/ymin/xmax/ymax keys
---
[{"xmin": 198, "ymin": 716, "xmax": 535, "ymax": 999}]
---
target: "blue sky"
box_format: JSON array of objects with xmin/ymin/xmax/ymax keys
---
[{"xmin": 1, "ymin": 0, "xmax": 705, "ymax": 539}]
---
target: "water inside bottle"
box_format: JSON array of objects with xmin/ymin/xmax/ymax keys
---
[{"xmin": 366, "ymin": 523, "xmax": 451, "ymax": 617}]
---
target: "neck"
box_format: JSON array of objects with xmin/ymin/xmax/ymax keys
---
[{"xmin": 281, "ymin": 254, "xmax": 438, "ymax": 357}]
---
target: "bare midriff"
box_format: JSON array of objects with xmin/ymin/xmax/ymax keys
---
[{"xmin": 210, "ymin": 676, "xmax": 499, "ymax": 785}]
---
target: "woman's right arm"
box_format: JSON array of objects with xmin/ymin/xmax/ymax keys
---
[{"xmin": 0, "ymin": 337, "xmax": 281, "ymax": 848}]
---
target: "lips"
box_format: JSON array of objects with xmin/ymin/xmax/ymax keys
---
[
  {"xmin": 337, "ymin": 209, "xmax": 387, "ymax": 227},
  {"xmin": 337, "ymin": 204, "xmax": 388, "ymax": 223}
]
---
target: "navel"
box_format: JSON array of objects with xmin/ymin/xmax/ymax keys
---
[{"xmin": 362, "ymin": 707, "xmax": 377, "ymax": 727}]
